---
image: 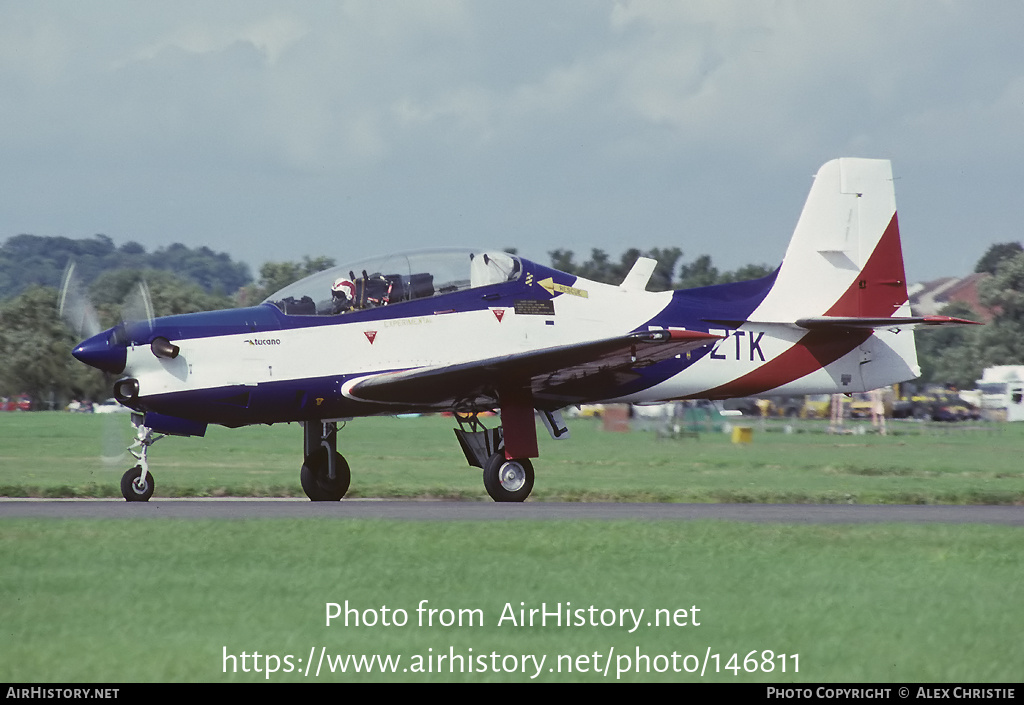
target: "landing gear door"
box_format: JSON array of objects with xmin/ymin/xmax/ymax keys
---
[{"xmin": 539, "ymin": 409, "xmax": 571, "ymax": 441}]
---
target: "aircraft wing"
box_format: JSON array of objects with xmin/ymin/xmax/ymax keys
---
[{"xmin": 345, "ymin": 329, "xmax": 720, "ymax": 408}]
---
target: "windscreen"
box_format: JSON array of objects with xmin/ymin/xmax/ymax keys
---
[{"xmin": 264, "ymin": 249, "xmax": 519, "ymax": 316}]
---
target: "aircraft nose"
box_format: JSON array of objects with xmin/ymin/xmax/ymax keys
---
[{"xmin": 72, "ymin": 329, "xmax": 127, "ymax": 375}]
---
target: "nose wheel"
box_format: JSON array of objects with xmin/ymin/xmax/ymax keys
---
[{"xmin": 121, "ymin": 465, "xmax": 155, "ymax": 502}]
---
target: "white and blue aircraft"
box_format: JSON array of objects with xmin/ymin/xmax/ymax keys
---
[{"xmin": 70, "ymin": 158, "xmax": 974, "ymax": 502}]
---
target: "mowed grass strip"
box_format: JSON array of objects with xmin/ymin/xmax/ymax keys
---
[
  {"xmin": 2, "ymin": 412, "xmax": 1023, "ymax": 503},
  {"xmin": 1, "ymin": 519, "xmax": 1020, "ymax": 682}
]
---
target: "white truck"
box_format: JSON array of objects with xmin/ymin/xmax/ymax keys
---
[{"xmin": 975, "ymin": 366, "xmax": 1024, "ymax": 422}]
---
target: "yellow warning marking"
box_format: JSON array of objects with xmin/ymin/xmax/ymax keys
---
[{"xmin": 537, "ymin": 277, "xmax": 588, "ymax": 298}]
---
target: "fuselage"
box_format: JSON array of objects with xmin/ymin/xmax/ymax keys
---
[{"xmin": 72, "ymin": 247, "xmax": 918, "ymax": 430}]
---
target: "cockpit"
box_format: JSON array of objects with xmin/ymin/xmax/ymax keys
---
[{"xmin": 264, "ymin": 249, "xmax": 521, "ymax": 316}]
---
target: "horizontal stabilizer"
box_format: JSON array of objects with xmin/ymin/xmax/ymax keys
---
[{"xmin": 795, "ymin": 315, "xmax": 981, "ymax": 331}]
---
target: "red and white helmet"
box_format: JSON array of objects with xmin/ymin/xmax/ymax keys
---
[{"xmin": 332, "ymin": 277, "xmax": 355, "ymax": 302}]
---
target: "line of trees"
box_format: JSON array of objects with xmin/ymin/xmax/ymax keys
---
[
  {"xmin": 0, "ymin": 234, "xmax": 1022, "ymax": 406},
  {"xmin": 0, "ymin": 234, "xmax": 251, "ymax": 300},
  {"xmin": 547, "ymin": 247, "xmax": 774, "ymax": 290}
]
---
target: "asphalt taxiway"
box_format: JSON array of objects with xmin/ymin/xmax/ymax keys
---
[{"xmin": 1, "ymin": 499, "xmax": 1021, "ymax": 524}]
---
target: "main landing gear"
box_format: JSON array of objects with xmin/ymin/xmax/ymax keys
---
[
  {"xmin": 301, "ymin": 421, "xmax": 351, "ymax": 501},
  {"xmin": 454, "ymin": 412, "xmax": 536, "ymax": 502},
  {"xmin": 296, "ymin": 413, "xmax": 540, "ymax": 502}
]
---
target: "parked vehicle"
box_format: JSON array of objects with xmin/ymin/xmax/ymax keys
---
[
  {"xmin": 801, "ymin": 394, "xmax": 832, "ymax": 419},
  {"xmin": 892, "ymin": 385, "xmax": 980, "ymax": 421},
  {"xmin": 94, "ymin": 398, "xmax": 130, "ymax": 414},
  {"xmin": 0, "ymin": 395, "xmax": 31, "ymax": 411},
  {"xmin": 975, "ymin": 366, "xmax": 1024, "ymax": 422}
]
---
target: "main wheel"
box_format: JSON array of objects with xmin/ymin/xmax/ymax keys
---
[
  {"xmin": 483, "ymin": 453, "xmax": 534, "ymax": 502},
  {"xmin": 121, "ymin": 465, "xmax": 154, "ymax": 502},
  {"xmin": 300, "ymin": 446, "xmax": 351, "ymax": 501}
]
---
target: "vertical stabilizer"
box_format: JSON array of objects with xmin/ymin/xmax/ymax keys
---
[{"xmin": 751, "ymin": 158, "xmax": 909, "ymax": 323}]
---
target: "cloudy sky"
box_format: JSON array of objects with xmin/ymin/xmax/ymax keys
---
[{"xmin": 2, "ymin": 1, "xmax": 1022, "ymax": 282}]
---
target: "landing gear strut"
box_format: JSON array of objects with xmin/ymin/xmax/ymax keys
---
[
  {"xmin": 122, "ymin": 413, "xmax": 163, "ymax": 502},
  {"xmin": 301, "ymin": 421, "xmax": 351, "ymax": 501}
]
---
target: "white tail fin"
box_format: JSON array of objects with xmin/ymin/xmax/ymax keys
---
[
  {"xmin": 748, "ymin": 158, "xmax": 924, "ymax": 390},
  {"xmin": 752, "ymin": 158, "xmax": 909, "ymax": 323}
]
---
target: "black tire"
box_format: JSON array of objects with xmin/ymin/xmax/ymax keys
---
[
  {"xmin": 121, "ymin": 465, "xmax": 154, "ymax": 502},
  {"xmin": 483, "ymin": 453, "xmax": 534, "ymax": 502},
  {"xmin": 300, "ymin": 447, "xmax": 351, "ymax": 501}
]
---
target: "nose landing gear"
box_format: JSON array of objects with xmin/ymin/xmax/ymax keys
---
[
  {"xmin": 121, "ymin": 413, "xmax": 164, "ymax": 502},
  {"xmin": 454, "ymin": 411, "xmax": 537, "ymax": 502}
]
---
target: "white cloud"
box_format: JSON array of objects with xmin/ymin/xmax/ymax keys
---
[
  {"xmin": 1, "ymin": 1, "xmax": 1023, "ymax": 278},
  {"xmin": 132, "ymin": 14, "xmax": 309, "ymax": 67}
]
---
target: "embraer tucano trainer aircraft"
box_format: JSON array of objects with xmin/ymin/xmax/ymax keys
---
[{"xmin": 70, "ymin": 158, "xmax": 975, "ymax": 502}]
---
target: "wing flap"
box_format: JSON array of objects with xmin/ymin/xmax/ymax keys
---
[{"xmin": 346, "ymin": 329, "xmax": 720, "ymax": 408}]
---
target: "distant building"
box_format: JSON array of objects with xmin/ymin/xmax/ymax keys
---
[{"xmin": 909, "ymin": 273, "xmax": 993, "ymax": 321}]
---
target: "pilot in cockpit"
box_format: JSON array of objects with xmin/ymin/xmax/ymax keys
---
[{"xmin": 329, "ymin": 277, "xmax": 355, "ymax": 314}]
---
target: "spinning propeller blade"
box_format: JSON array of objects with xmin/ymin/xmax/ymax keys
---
[
  {"xmin": 58, "ymin": 262, "xmax": 101, "ymax": 339},
  {"xmin": 60, "ymin": 261, "xmax": 137, "ymax": 466},
  {"xmin": 121, "ymin": 278, "xmax": 155, "ymax": 341}
]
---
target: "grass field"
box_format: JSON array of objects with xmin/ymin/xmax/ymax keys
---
[
  {"xmin": 1, "ymin": 519, "xmax": 1021, "ymax": 683},
  {"xmin": 1, "ymin": 411, "xmax": 1023, "ymax": 504},
  {"xmin": 2, "ymin": 411, "xmax": 1022, "ymax": 683}
]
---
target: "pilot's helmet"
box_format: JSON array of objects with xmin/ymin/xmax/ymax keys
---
[{"xmin": 332, "ymin": 277, "xmax": 355, "ymax": 303}]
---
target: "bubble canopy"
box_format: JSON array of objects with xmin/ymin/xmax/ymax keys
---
[{"xmin": 264, "ymin": 248, "xmax": 521, "ymax": 316}]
